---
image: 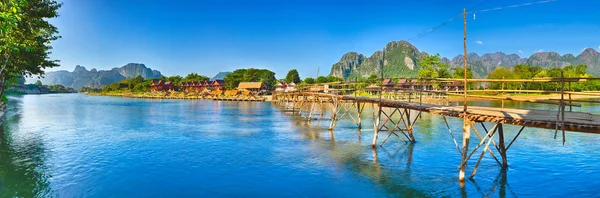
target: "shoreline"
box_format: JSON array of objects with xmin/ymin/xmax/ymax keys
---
[{"xmin": 87, "ymin": 92, "xmax": 600, "ymax": 104}]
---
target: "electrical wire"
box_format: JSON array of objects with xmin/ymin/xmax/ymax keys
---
[{"xmin": 407, "ymin": 0, "xmax": 557, "ymax": 42}]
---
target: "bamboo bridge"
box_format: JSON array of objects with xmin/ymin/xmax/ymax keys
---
[{"xmin": 271, "ymin": 77, "xmax": 600, "ymax": 181}]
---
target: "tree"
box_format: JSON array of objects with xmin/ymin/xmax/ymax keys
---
[
  {"xmin": 285, "ymin": 69, "xmax": 301, "ymax": 84},
  {"xmin": 303, "ymin": 77, "xmax": 315, "ymax": 84},
  {"xmin": 451, "ymin": 67, "xmax": 473, "ymax": 79},
  {"xmin": 34, "ymin": 80, "xmax": 42, "ymax": 86},
  {"xmin": 1, "ymin": 0, "xmax": 62, "ymax": 99},
  {"xmin": 223, "ymin": 68, "xmax": 276, "ymax": 89},
  {"xmin": 487, "ymin": 67, "xmax": 520, "ymax": 90},
  {"xmin": 368, "ymin": 74, "xmax": 378, "ymax": 80},
  {"xmin": 417, "ymin": 54, "xmax": 448, "ymax": 79},
  {"xmin": 166, "ymin": 75, "xmax": 183, "ymax": 85},
  {"xmin": 184, "ymin": 73, "xmax": 209, "ymax": 82}
]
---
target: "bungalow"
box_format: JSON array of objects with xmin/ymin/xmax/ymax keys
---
[
  {"xmin": 274, "ymin": 82, "xmax": 286, "ymax": 93},
  {"xmin": 151, "ymin": 80, "xmax": 174, "ymax": 92},
  {"xmin": 381, "ymin": 78, "xmax": 395, "ymax": 91},
  {"xmin": 238, "ymin": 82, "xmax": 268, "ymax": 94},
  {"xmin": 285, "ymin": 82, "xmax": 297, "ymax": 92},
  {"xmin": 396, "ymin": 78, "xmax": 412, "ymax": 90},
  {"xmin": 180, "ymin": 81, "xmax": 209, "ymax": 92},
  {"xmin": 211, "ymin": 79, "xmax": 226, "ymax": 90},
  {"xmin": 364, "ymin": 83, "xmax": 382, "ymax": 95},
  {"xmin": 445, "ymin": 81, "xmax": 464, "ymax": 91}
]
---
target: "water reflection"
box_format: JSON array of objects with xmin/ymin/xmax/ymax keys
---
[
  {"xmin": 284, "ymin": 101, "xmax": 526, "ymax": 197},
  {"xmin": 0, "ymin": 96, "xmax": 52, "ymax": 197}
]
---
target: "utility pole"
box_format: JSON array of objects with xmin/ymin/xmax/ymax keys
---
[
  {"xmin": 380, "ymin": 47, "xmax": 385, "ymax": 101},
  {"xmin": 459, "ymin": 7, "xmax": 470, "ymax": 182}
]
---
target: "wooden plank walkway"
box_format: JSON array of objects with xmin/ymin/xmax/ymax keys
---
[{"xmin": 284, "ymin": 92, "xmax": 600, "ymax": 134}]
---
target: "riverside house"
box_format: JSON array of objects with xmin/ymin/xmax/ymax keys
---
[
  {"xmin": 180, "ymin": 81, "xmax": 211, "ymax": 92},
  {"xmin": 445, "ymin": 81, "xmax": 463, "ymax": 91},
  {"xmin": 238, "ymin": 82, "xmax": 268, "ymax": 94},
  {"xmin": 151, "ymin": 80, "xmax": 174, "ymax": 92},
  {"xmin": 274, "ymin": 82, "xmax": 298, "ymax": 93},
  {"xmin": 211, "ymin": 79, "xmax": 226, "ymax": 90}
]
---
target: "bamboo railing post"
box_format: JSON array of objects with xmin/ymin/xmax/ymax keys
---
[
  {"xmin": 568, "ymin": 74, "xmax": 572, "ymax": 112},
  {"xmin": 561, "ymin": 72, "xmax": 566, "ymax": 145},
  {"xmin": 501, "ymin": 76, "xmax": 505, "ymax": 108},
  {"xmin": 328, "ymin": 98, "xmax": 338, "ymax": 130},
  {"xmin": 356, "ymin": 101, "xmax": 362, "ymax": 129},
  {"xmin": 372, "ymin": 103, "xmax": 382, "ymax": 148}
]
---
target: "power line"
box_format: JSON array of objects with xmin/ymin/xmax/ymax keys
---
[
  {"xmin": 470, "ymin": 0, "xmax": 556, "ymax": 14},
  {"xmin": 407, "ymin": 0, "xmax": 494, "ymax": 42},
  {"xmin": 407, "ymin": 0, "xmax": 557, "ymax": 42}
]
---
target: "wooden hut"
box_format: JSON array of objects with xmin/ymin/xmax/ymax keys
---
[
  {"xmin": 364, "ymin": 84, "xmax": 382, "ymax": 95},
  {"xmin": 381, "ymin": 78, "xmax": 395, "ymax": 91},
  {"xmin": 211, "ymin": 79, "xmax": 226, "ymax": 90},
  {"xmin": 274, "ymin": 82, "xmax": 286, "ymax": 93},
  {"xmin": 151, "ymin": 80, "xmax": 174, "ymax": 92},
  {"xmin": 285, "ymin": 82, "xmax": 297, "ymax": 92},
  {"xmin": 445, "ymin": 81, "xmax": 463, "ymax": 91},
  {"xmin": 238, "ymin": 82, "xmax": 268, "ymax": 94}
]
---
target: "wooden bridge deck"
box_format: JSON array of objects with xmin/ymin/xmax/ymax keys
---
[{"xmin": 286, "ymin": 92, "xmax": 600, "ymax": 134}]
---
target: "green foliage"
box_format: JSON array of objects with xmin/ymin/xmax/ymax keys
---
[
  {"xmin": 486, "ymin": 64, "xmax": 600, "ymax": 91},
  {"xmin": 487, "ymin": 67, "xmax": 520, "ymax": 90},
  {"xmin": 34, "ymin": 80, "xmax": 42, "ymax": 86},
  {"xmin": 451, "ymin": 67, "xmax": 473, "ymax": 79},
  {"xmin": 417, "ymin": 54, "xmax": 449, "ymax": 78},
  {"xmin": 183, "ymin": 73, "xmax": 209, "ymax": 82},
  {"xmin": 79, "ymin": 87, "xmax": 102, "ymax": 93},
  {"xmin": 224, "ymin": 68, "xmax": 276, "ymax": 90},
  {"xmin": 303, "ymin": 77, "xmax": 315, "ymax": 84},
  {"xmin": 316, "ymin": 76, "xmax": 343, "ymax": 84},
  {"xmin": 47, "ymin": 84, "xmax": 74, "ymax": 93},
  {"xmin": 368, "ymin": 74, "xmax": 378, "ymax": 80},
  {"xmin": 285, "ymin": 69, "xmax": 301, "ymax": 84},
  {"xmin": 1, "ymin": 0, "xmax": 62, "ymax": 99}
]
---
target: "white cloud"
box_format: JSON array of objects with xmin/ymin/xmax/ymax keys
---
[
  {"xmin": 475, "ymin": 41, "xmax": 483, "ymax": 45},
  {"xmin": 535, "ymin": 49, "xmax": 544, "ymax": 53},
  {"xmin": 598, "ymin": 46, "xmax": 600, "ymax": 50},
  {"xmin": 518, "ymin": 50, "xmax": 524, "ymax": 54}
]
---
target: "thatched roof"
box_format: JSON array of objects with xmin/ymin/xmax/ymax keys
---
[{"xmin": 238, "ymin": 82, "xmax": 266, "ymax": 89}]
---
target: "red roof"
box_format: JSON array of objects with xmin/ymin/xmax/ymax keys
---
[
  {"xmin": 446, "ymin": 81, "xmax": 462, "ymax": 87},
  {"xmin": 151, "ymin": 80, "xmax": 164, "ymax": 86},
  {"xmin": 382, "ymin": 78, "xmax": 394, "ymax": 86}
]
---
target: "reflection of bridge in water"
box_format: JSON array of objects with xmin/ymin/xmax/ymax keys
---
[
  {"xmin": 273, "ymin": 83, "xmax": 600, "ymax": 181},
  {"xmin": 289, "ymin": 117, "xmax": 518, "ymax": 197}
]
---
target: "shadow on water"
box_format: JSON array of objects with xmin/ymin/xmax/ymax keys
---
[
  {"xmin": 0, "ymin": 96, "xmax": 52, "ymax": 197},
  {"xmin": 283, "ymin": 102, "xmax": 518, "ymax": 197}
]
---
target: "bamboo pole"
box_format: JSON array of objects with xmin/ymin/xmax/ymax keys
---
[
  {"xmin": 498, "ymin": 123, "xmax": 508, "ymax": 168},
  {"xmin": 501, "ymin": 76, "xmax": 505, "ymax": 108},
  {"xmin": 459, "ymin": 8, "xmax": 470, "ymax": 182}
]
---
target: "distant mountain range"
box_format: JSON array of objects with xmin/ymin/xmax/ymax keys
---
[
  {"xmin": 27, "ymin": 63, "xmax": 162, "ymax": 90},
  {"xmin": 330, "ymin": 41, "xmax": 600, "ymax": 79},
  {"xmin": 211, "ymin": 72, "xmax": 231, "ymax": 80}
]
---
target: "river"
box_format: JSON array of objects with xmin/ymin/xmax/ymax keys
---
[{"xmin": 0, "ymin": 94, "xmax": 599, "ymax": 197}]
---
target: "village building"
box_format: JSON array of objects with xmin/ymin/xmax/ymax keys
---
[
  {"xmin": 285, "ymin": 82, "xmax": 297, "ymax": 92},
  {"xmin": 238, "ymin": 82, "xmax": 268, "ymax": 94},
  {"xmin": 381, "ymin": 78, "xmax": 395, "ymax": 91},
  {"xmin": 274, "ymin": 82, "xmax": 286, "ymax": 93},
  {"xmin": 151, "ymin": 80, "xmax": 174, "ymax": 92},
  {"xmin": 180, "ymin": 81, "xmax": 209, "ymax": 92},
  {"xmin": 364, "ymin": 83, "xmax": 382, "ymax": 95},
  {"xmin": 211, "ymin": 79, "xmax": 226, "ymax": 90},
  {"xmin": 445, "ymin": 81, "xmax": 463, "ymax": 91}
]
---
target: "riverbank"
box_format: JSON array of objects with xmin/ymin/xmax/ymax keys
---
[{"xmin": 88, "ymin": 92, "xmax": 272, "ymax": 102}]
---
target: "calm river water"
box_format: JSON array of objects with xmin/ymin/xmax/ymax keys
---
[{"xmin": 0, "ymin": 94, "xmax": 599, "ymax": 197}]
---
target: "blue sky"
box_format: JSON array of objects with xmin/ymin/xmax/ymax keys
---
[{"xmin": 47, "ymin": 0, "xmax": 600, "ymax": 79}]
